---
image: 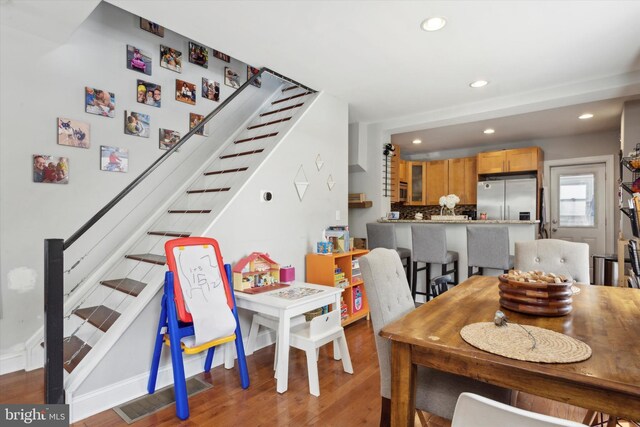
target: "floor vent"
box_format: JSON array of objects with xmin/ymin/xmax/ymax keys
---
[{"xmin": 113, "ymin": 376, "xmax": 212, "ymax": 424}]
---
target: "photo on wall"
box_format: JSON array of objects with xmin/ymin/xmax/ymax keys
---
[
  {"xmin": 212, "ymin": 49, "xmax": 230, "ymax": 63},
  {"xmin": 175, "ymin": 79, "xmax": 196, "ymax": 105},
  {"xmin": 224, "ymin": 67, "xmax": 241, "ymax": 89},
  {"xmin": 57, "ymin": 118, "xmax": 90, "ymax": 148},
  {"xmin": 159, "ymin": 128, "xmax": 181, "ymax": 150},
  {"xmin": 100, "ymin": 146, "xmax": 129, "ymax": 173},
  {"xmin": 160, "ymin": 45, "xmax": 182, "ymax": 73},
  {"xmin": 137, "ymin": 80, "xmax": 161, "ymax": 108},
  {"xmin": 188, "ymin": 42, "xmax": 208, "ymax": 68},
  {"xmin": 33, "ymin": 155, "xmax": 69, "ymax": 184},
  {"xmin": 201, "ymin": 78, "xmax": 220, "ymax": 101},
  {"xmin": 85, "ymin": 86, "xmax": 115, "ymax": 118},
  {"xmin": 247, "ymin": 66, "xmax": 261, "ymax": 88},
  {"xmin": 140, "ymin": 18, "xmax": 164, "ymax": 37},
  {"xmin": 126, "ymin": 44, "xmax": 152, "ymax": 76},
  {"xmin": 189, "ymin": 113, "xmax": 207, "ymax": 136},
  {"xmin": 124, "ymin": 111, "xmax": 150, "ymax": 138}
]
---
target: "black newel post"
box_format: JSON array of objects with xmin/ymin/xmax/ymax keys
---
[{"xmin": 44, "ymin": 238, "xmax": 65, "ymax": 404}]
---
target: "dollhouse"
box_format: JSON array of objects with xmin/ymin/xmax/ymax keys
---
[{"xmin": 232, "ymin": 252, "xmax": 281, "ymax": 291}]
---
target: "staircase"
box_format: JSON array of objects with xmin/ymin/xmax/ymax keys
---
[{"xmin": 42, "ymin": 77, "xmax": 318, "ymax": 385}]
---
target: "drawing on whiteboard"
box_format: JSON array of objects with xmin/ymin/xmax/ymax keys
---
[{"xmin": 177, "ymin": 251, "xmax": 223, "ymax": 300}]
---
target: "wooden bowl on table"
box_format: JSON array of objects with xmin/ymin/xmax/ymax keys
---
[{"xmin": 498, "ymin": 273, "xmax": 573, "ymax": 317}]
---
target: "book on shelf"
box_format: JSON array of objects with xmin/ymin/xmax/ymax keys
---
[
  {"xmin": 629, "ymin": 239, "xmax": 640, "ymax": 277},
  {"xmin": 629, "ymin": 198, "xmax": 640, "ymax": 238}
]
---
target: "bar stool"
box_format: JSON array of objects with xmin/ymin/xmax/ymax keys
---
[
  {"xmin": 411, "ymin": 225, "xmax": 459, "ymax": 301},
  {"xmin": 466, "ymin": 225, "xmax": 514, "ymax": 276},
  {"xmin": 366, "ymin": 223, "xmax": 411, "ymax": 283}
]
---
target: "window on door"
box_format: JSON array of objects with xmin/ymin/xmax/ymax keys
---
[{"xmin": 558, "ymin": 174, "xmax": 595, "ymax": 227}]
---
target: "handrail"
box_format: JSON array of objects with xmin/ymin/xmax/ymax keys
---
[{"xmin": 64, "ymin": 67, "xmax": 315, "ymax": 249}]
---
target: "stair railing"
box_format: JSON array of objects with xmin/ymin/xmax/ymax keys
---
[{"xmin": 44, "ymin": 67, "xmax": 316, "ymax": 404}]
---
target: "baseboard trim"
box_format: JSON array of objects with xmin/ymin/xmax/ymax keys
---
[
  {"xmin": 70, "ymin": 351, "xmax": 209, "ymax": 423},
  {"xmin": 70, "ymin": 332, "xmax": 275, "ymax": 423},
  {"xmin": 0, "ymin": 351, "xmax": 25, "ymax": 375}
]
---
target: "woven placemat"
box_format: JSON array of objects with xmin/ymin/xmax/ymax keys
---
[{"xmin": 460, "ymin": 322, "xmax": 591, "ymax": 363}]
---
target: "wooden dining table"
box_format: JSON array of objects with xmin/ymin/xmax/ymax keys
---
[{"xmin": 379, "ymin": 276, "xmax": 640, "ymax": 426}]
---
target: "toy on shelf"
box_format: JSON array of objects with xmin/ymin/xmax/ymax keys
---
[
  {"xmin": 317, "ymin": 241, "xmax": 333, "ymax": 254},
  {"xmin": 352, "ymin": 285, "xmax": 363, "ymax": 313},
  {"xmin": 233, "ymin": 252, "xmax": 287, "ymax": 293}
]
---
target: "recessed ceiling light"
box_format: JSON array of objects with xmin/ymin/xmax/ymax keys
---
[
  {"xmin": 483, "ymin": 128, "xmax": 495, "ymax": 134},
  {"xmin": 412, "ymin": 139, "xmax": 422, "ymax": 144},
  {"xmin": 470, "ymin": 80, "xmax": 489, "ymax": 88},
  {"xmin": 578, "ymin": 113, "xmax": 594, "ymax": 120},
  {"xmin": 421, "ymin": 17, "xmax": 447, "ymax": 32}
]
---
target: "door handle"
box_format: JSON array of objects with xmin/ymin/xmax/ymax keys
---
[{"xmin": 552, "ymin": 219, "xmax": 558, "ymax": 224}]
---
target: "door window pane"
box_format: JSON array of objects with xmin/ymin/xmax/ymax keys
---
[{"xmin": 559, "ymin": 174, "xmax": 595, "ymax": 227}]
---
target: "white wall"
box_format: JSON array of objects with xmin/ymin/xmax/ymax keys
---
[
  {"xmin": 0, "ymin": 2, "xmax": 276, "ymax": 354},
  {"xmin": 348, "ymin": 123, "xmax": 389, "ymax": 239},
  {"xmin": 72, "ymin": 92, "xmax": 348, "ymax": 405}
]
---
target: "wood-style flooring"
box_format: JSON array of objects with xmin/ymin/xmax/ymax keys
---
[{"xmin": 0, "ymin": 320, "xmax": 628, "ymax": 426}]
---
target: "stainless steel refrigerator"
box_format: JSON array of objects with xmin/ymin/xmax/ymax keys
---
[{"xmin": 476, "ymin": 178, "xmax": 537, "ymax": 220}]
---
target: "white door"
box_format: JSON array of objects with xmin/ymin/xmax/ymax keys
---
[{"xmin": 549, "ymin": 163, "xmax": 607, "ymax": 282}]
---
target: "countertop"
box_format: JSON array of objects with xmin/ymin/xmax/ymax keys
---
[{"xmin": 378, "ymin": 219, "xmax": 540, "ymax": 224}]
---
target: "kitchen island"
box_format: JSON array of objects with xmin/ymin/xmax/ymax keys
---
[{"xmin": 378, "ymin": 219, "xmax": 539, "ymax": 298}]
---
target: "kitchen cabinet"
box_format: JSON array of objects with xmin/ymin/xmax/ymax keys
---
[
  {"xmin": 447, "ymin": 157, "xmax": 477, "ymax": 204},
  {"xmin": 407, "ymin": 161, "xmax": 427, "ymax": 205},
  {"xmin": 448, "ymin": 158, "xmax": 465, "ymax": 202},
  {"xmin": 390, "ymin": 147, "xmax": 406, "ymax": 203},
  {"xmin": 506, "ymin": 147, "xmax": 540, "ymax": 172},
  {"xmin": 399, "ymin": 159, "xmax": 407, "ymax": 182},
  {"xmin": 464, "ymin": 156, "xmax": 477, "ymax": 204},
  {"xmin": 477, "ymin": 147, "xmax": 541, "ymax": 174},
  {"xmin": 426, "ymin": 160, "xmax": 449, "ymax": 205},
  {"xmin": 477, "ymin": 151, "xmax": 507, "ymax": 174}
]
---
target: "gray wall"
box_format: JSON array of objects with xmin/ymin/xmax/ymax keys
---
[{"xmin": 404, "ymin": 130, "xmax": 619, "ymax": 163}]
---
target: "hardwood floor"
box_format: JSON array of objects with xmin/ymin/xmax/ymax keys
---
[{"xmin": 0, "ymin": 320, "xmax": 630, "ymax": 426}]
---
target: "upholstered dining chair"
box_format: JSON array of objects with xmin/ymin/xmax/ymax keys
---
[
  {"xmin": 359, "ymin": 248, "xmax": 512, "ymax": 426},
  {"xmin": 366, "ymin": 222, "xmax": 411, "ymax": 283},
  {"xmin": 467, "ymin": 225, "xmax": 514, "ymax": 276},
  {"xmin": 514, "ymin": 239, "xmax": 590, "ymax": 284}
]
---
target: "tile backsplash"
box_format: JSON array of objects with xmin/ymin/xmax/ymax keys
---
[{"xmin": 390, "ymin": 203, "xmax": 477, "ymax": 220}]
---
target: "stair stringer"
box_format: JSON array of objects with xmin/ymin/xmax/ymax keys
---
[
  {"xmin": 61, "ymin": 90, "xmax": 321, "ymax": 419},
  {"xmin": 23, "ymin": 81, "xmax": 288, "ymax": 372}
]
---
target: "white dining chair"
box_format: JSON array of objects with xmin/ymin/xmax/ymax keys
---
[
  {"xmin": 452, "ymin": 393, "xmax": 588, "ymax": 427},
  {"xmin": 288, "ymin": 309, "xmax": 353, "ymax": 396}
]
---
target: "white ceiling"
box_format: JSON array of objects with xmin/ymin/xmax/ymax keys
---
[{"xmin": 40, "ymin": 1, "xmax": 640, "ymax": 151}]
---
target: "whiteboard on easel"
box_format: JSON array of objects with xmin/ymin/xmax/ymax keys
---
[{"xmin": 172, "ymin": 244, "xmax": 236, "ymax": 346}]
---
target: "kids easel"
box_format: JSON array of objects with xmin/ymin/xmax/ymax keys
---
[{"xmin": 147, "ymin": 237, "xmax": 249, "ymax": 420}]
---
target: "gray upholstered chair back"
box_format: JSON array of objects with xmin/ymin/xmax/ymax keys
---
[
  {"xmin": 515, "ymin": 239, "xmax": 590, "ymax": 284},
  {"xmin": 467, "ymin": 225, "xmax": 511, "ymax": 270},
  {"xmin": 358, "ymin": 248, "xmax": 415, "ymax": 399},
  {"xmin": 366, "ymin": 222, "xmax": 397, "ymax": 250},
  {"xmin": 359, "ymin": 248, "xmax": 511, "ymax": 420},
  {"xmin": 412, "ymin": 225, "xmax": 447, "ymax": 264}
]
